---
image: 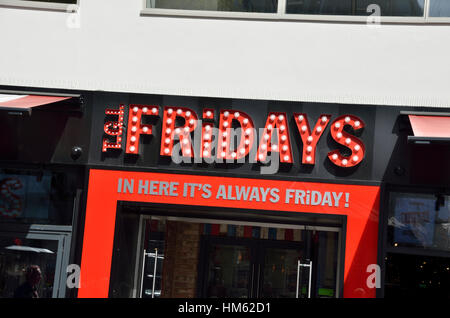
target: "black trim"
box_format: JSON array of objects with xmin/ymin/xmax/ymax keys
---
[
  {"xmin": 85, "ymin": 165, "xmax": 383, "ymax": 187},
  {"xmin": 407, "ymin": 136, "xmax": 450, "ymax": 145},
  {"xmin": 386, "ymin": 246, "xmax": 450, "ymax": 259},
  {"xmin": 121, "ymin": 202, "xmax": 346, "ymax": 229},
  {"xmin": 0, "ymin": 89, "xmax": 80, "ymax": 98},
  {"xmin": 377, "ymin": 183, "xmax": 389, "ymax": 298},
  {"xmin": 400, "ymin": 111, "xmax": 450, "ymax": 117},
  {"xmin": 338, "ymin": 215, "xmax": 347, "ymax": 298}
]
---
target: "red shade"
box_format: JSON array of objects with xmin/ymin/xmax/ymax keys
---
[
  {"xmin": 409, "ymin": 115, "xmax": 450, "ymax": 138},
  {"xmin": 243, "ymin": 226, "xmax": 252, "ymax": 238},
  {"xmin": 210, "ymin": 224, "xmax": 220, "ymax": 236},
  {"xmin": 285, "ymin": 229, "xmax": 293, "ymax": 241},
  {"xmin": 0, "ymin": 95, "xmax": 71, "ymax": 110}
]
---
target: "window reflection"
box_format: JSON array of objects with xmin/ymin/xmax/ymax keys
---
[
  {"xmin": 147, "ymin": 0, "xmax": 278, "ymax": 13},
  {"xmin": 429, "ymin": 0, "xmax": 450, "ymax": 17},
  {"xmin": 286, "ymin": 0, "xmax": 425, "ymax": 17},
  {"xmin": 0, "ymin": 173, "xmax": 51, "ymax": 220},
  {"xmin": 388, "ymin": 193, "xmax": 450, "ymax": 252},
  {"xmin": 0, "ymin": 237, "xmax": 57, "ymax": 298}
]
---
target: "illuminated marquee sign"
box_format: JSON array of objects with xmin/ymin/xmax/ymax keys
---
[{"xmin": 102, "ymin": 105, "xmax": 366, "ymax": 168}]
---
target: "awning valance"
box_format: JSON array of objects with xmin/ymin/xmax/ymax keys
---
[
  {"xmin": 0, "ymin": 90, "xmax": 81, "ymax": 114},
  {"xmin": 404, "ymin": 112, "xmax": 450, "ymax": 144}
]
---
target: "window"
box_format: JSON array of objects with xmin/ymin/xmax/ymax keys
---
[
  {"xmin": 388, "ymin": 192, "xmax": 450, "ymax": 252},
  {"xmin": 0, "ymin": 0, "xmax": 77, "ymax": 11},
  {"xmin": 286, "ymin": 0, "xmax": 425, "ymax": 17},
  {"xmin": 142, "ymin": 0, "xmax": 450, "ymax": 22},
  {"xmin": 146, "ymin": 0, "xmax": 278, "ymax": 13},
  {"xmin": 429, "ymin": 0, "xmax": 450, "ymax": 17},
  {"xmin": 0, "ymin": 169, "xmax": 80, "ymax": 226},
  {"xmin": 17, "ymin": 0, "xmax": 76, "ymax": 3}
]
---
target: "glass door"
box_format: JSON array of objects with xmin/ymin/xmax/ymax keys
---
[
  {"xmin": 204, "ymin": 241, "xmax": 253, "ymax": 298},
  {"xmin": 199, "ymin": 229, "xmax": 341, "ymax": 298},
  {"xmin": 259, "ymin": 244, "xmax": 305, "ymax": 298}
]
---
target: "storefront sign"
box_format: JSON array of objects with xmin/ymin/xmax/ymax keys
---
[
  {"xmin": 117, "ymin": 178, "xmax": 351, "ymax": 208},
  {"xmin": 79, "ymin": 170, "xmax": 380, "ymax": 298},
  {"xmin": 102, "ymin": 105, "xmax": 365, "ymax": 168}
]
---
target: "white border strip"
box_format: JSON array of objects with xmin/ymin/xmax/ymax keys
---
[
  {"xmin": 150, "ymin": 215, "xmax": 341, "ymax": 232},
  {"xmin": 141, "ymin": 0, "xmax": 450, "ymax": 24},
  {"xmin": 2, "ymin": 76, "xmax": 450, "ymax": 108}
]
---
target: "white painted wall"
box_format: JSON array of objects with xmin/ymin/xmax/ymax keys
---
[{"xmin": 1, "ymin": 0, "xmax": 450, "ymax": 107}]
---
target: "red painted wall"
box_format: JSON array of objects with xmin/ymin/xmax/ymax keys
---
[{"xmin": 78, "ymin": 169, "xmax": 380, "ymax": 298}]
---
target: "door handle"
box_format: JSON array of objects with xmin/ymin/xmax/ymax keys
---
[
  {"xmin": 140, "ymin": 248, "xmax": 160, "ymax": 298},
  {"xmin": 250, "ymin": 264, "xmax": 255, "ymax": 298},
  {"xmin": 151, "ymin": 248, "xmax": 158, "ymax": 298},
  {"xmin": 256, "ymin": 264, "xmax": 261, "ymax": 298},
  {"xmin": 297, "ymin": 260, "xmax": 313, "ymax": 298},
  {"xmin": 139, "ymin": 249, "xmax": 147, "ymax": 298}
]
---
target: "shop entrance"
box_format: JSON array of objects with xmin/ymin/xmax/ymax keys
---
[
  {"xmin": 200, "ymin": 236, "xmax": 308, "ymax": 298},
  {"xmin": 134, "ymin": 216, "xmax": 341, "ymax": 299}
]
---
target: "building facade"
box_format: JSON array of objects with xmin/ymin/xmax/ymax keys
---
[{"xmin": 0, "ymin": 0, "xmax": 449, "ymax": 298}]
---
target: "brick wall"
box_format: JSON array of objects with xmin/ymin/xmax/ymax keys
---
[{"xmin": 161, "ymin": 221, "xmax": 202, "ymax": 298}]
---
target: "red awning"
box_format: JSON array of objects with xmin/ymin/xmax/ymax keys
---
[
  {"xmin": 0, "ymin": 94, "xmax": 71, "ymax": 111},
  {"xmin": 408, "ymin": 115, "xmax": 450, "ymax": 144},
  {"xmin": 409, "ymin": 115, "xmax": 450, "ymax": 138}
]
